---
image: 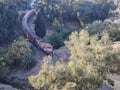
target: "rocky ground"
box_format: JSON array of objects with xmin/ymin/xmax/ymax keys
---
[
  {"xmin": 108, "ymin": 74, "xmax": 120, "ymax": 90},
  {"xmin": 3, "ymin": 45, "xmax": 70, "ymax": 90},
  {"xmin": 0, "ymin": 84, "xmax": 20, "ymax": 90},
  {"xmin": 3, "ymin": 24, "xmax": 70, "ymax": 89},
  {"xmin": 2, "ymin": 41, "xmax": 119, "ymax": 90}
]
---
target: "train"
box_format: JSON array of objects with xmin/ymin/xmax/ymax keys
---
[{"xmin": 21, "ymin": 9, "xmax": 53, "ymax": 55}]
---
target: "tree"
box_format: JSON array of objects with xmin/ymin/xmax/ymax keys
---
[
  {"xmin": 35, "ymin": 11, "xmax": 46, "ymax": 38},
  {"xmin": 0, "ymin": 2, "xmax": 18, "ymax": 44},
  {"xmin": 35, "ymin": 0, "xmax": 117, "ymax": 25},
  {"xmin": 3, "ymin": 0, "xmax": 30, "ymax": 10},
  {"xmin": 29, "ymin": 30, "xmax": 120, "ymax": 90}
]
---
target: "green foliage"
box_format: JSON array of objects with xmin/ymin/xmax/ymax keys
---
[
  {"xmin": 48, "ymin": 27, "xmax": 71, "ymax": 49},
  {"xmin": 3, "ymin": 0, "xmax": 30, "ymax": 10},
  {"xmin": 52, "ymin": 18, "xmax": 61, "ymax": 27},
  {"xmin": 0, "ymin": 67, "xmax": 10, "ymax": 81},
  {"xmin": 0, "ymin": 36, "xmax": 34, "ymax": 81},
  {"xmin": 6, "ymin": 37, "xmax": 33, "ymax": 68},
  {"xmin": 62, "ymin": 82, "xmax": 77, "ymax": 90},
  {"xmin": 21, "ymin": 54, "xmax": 35, "ymax": 70},
  {"xmin": 35, "ymin": 11, "xmax": 46, "ymax": 38},
  {"xmin": 29, "ymin": 30, "xmax": 120, "ymax": 90},
  {"xmin": 84, "ymin": 20, "xmax": 104, "ymax": 35},
  {"xmin": 0, "ymin": 3, "xmax": 18, "ymax": 44},
  {"xmin": 52, "ymin": 18, "xmax": 61, "ymax": 29},
  {"xmin": 0, "ymin": 48, "xmax": 10, "ymax": 81},
  {"xmin": 48, "ymin": 33, "xmax": 64, "ymax": 49},
  {"xmin": 108, "ymin": 28, "xmax": 120, "ymax": 41},
  {"xmin": 84, "ymin": 19, "xmax": 120, "ymax": 41},
  {"xmin": 56, "ymin": 28, "xmax": 72, "ymax": 38},
  {"xmin": 0, "ymin": 57, "xmax": 6, "ymax": 67},
  {"xmin": 36, "ymin": 0, "xmax": 117, "ymax": 24}
]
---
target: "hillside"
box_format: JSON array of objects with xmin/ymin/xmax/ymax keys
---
[{"xmin": 0, "ymin": 0, "xmax": 120, "ymax": 90}]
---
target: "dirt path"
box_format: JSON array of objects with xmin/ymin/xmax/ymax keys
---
[
  {"xmin": 108, "ymin": 74, "xmax": 120, "ymax": 90},
  {"xmin": 0, "ymin": 83, "xmax": 20, "ymax": 90}
]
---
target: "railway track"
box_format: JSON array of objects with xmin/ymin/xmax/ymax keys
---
[
  {"xmin": 21, "ymin": 9, "xmax": 53, "ymax": 55},
  {"xmin": 21, "ymin": 8, "xmax": 62, "ymax": 60},
  {"xmin": 31, "ymin": 43, "xmax": 44, "ymax": 55}
]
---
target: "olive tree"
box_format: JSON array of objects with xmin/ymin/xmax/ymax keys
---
[{"xmin": 29, "ymin": 30, "xmax": 120, "ymax": 90}]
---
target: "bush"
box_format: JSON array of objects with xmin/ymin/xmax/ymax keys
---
[
  {"xmin": 0, "ymin": 51, "xmax": 10, "ymax": 81},
  {"xmin": 84, "ymin": 20, "xmax": 104, "ymax": 35},
  {"xmin": 52, "ymin": 18, "xmax": 61, "ymax": 30},
  {"xmin": 21, "ymin": 54, "xmax": 36, "ymax": 70},
  {"xmin": 56, "ymin": 27, "xmax": 71, "ymax": 38},
  {"xmin": 108, "ymin": 28, "xmax": 120, "ymax": 41},
  {"xmin": 6, "ymin": 37, "xmax": 33, "ymax": 68},
  {"xmin": 0, "ymin": 67, "xmax": 10, "ymax": 81},
  {"xmin": 0, "ymin": 57, "xmax": 6, "ymax": 68},
  {"xmin": 48, "ymin": 33, "xmax": 64, "ymax": 49},
  {"xmin": 48, "ymin": 27, "xmax": 71, "ymax": 49},
  {"xmin": 84, "ymin": 19, "xmax": 120, "ymax": 41},
  {"xmin": 29, "ymin": 30, "xmax": 120, "ymax": 90}
]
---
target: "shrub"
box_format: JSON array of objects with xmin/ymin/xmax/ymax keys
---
[
  {"xmin": 52, "ymin": 18, "xmax": 61, "ymax": 30},
  {"xmin": 0, "ymin": 51, "xmax": 10, "ymax": 81},
  {"xmin": 29, "ymin": 30, "xmax": 120, "ymax": 90},
  {"xmin": 56, "ymin": 27, "xmax": 71, "ymax": 38},
  {"xmin": 84, "ymin": 19, "xmax": 120, "ymax": 41},
  {"xmin": 6, "ymin": 37, "xmax": 33, "ymax": 68},
  {"xmin": 108, "ymin": 28, "xmax": 120, "ymax": 41},
  {"xmin": 48, "ymin": 27, "xmax": 71, "ymax": 49},
  {"xmin": 84, "ymin": 20, "xmax": 104, "ymax": 35},
  {"xmin": 0, "ymin": 67, "xmax": 10, "ymax": 81},
  {"xmin": 0, "ymin": 57, "xmax": 6, "ymax": 68},
  {"xmin": 21, "ymin": 54, "xmax": 36, "ymax": 70},
  {"xmin": 48, "ymin": 33, "xmax": 64, "ymax": 49}
]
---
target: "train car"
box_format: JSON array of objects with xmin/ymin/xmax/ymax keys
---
[
  {"xmin": 35, "ymin": 39, "xmax": 53, "ymax": 55},
  {"xmin": 22, "ymin": 9, "xmax": 36, "ymax": 34},
  {"xmin": 22, "ymin": 9, "xmax": 53, "ymax": 55}
]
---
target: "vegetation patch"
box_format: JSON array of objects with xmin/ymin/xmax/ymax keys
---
[
  {"xmin": 48, "ymin": 27, "xmax": 71, "ymax": 49},
  {"xmin": 29, "ymin": 30, "xmax": 120, "ymax": 90},
  {"xmin": 0, "ymin": 3, "xmax": 18, "ymax": 45}
]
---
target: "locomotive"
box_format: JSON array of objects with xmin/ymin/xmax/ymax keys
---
[{"xmin": 22, "ymin": 9, "xmax": 53, "ymax": 55}]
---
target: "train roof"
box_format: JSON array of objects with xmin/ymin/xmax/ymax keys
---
[
  {"xmin": 22, "ymin": 9, "xmax": 39, "ymax": 39},
  {"xmin": 29, "ymin": 31, "xmax": 39, "ymax": 38}
]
